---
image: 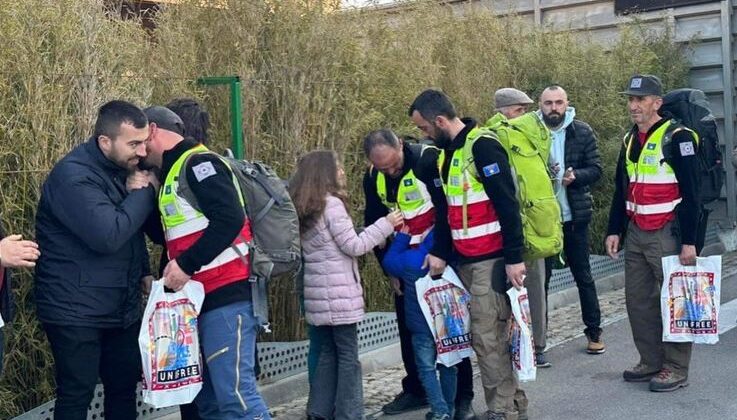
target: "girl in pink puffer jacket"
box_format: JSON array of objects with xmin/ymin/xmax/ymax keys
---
[{"xmin": 289, "ymin": 150, "xmax": 403, "ymax": 420}]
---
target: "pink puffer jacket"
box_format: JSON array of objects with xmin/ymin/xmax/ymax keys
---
[{"xmin": 302, "ymin": 194, "xmax": 393, "ymax": 326}]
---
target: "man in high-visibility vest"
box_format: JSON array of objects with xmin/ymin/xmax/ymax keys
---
[
  {"xmin": 141, "ymin": 106, "xmax": 271, "ymax": 419},
  {"xmin": 409, "ymin": 89, "xmax": 528, "ymax": 420},
  {"xmin": 363, "ymin": 129, "xmax": 475, "ymax": 419},
  {"xmin": 605, "ymin": 74, "xmax": 700, "ymax": 392}
]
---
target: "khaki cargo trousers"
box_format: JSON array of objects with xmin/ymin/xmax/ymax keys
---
[
  {"xmin": 624, "ymin": 221, "xmax": 692, "ymax": 375},
  {"xmin": 459, "ymin": 258, "xmax": 527, "ymax": 418}
]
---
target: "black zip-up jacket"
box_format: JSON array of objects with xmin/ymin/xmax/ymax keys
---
[
  {"xmin": 439, "ymin": 119, "xmax": 524, "ymax": 265},
  {"xmin": 607, "ymin": 118, "xmax": 700, "ymax": 245},
  {"xmin": 35, "ymin": 138, "xmax": 153, "ymax": 328},
  {"xmin": 561, "ymin": 119, "xmax": 603, "ymax": 223},
  {"xmin": 363, "ymin": 142, "xmax": 451, "ymax": 264},
  {"xmin": 158, "ymin": 138, "xmax": 251, "ymax": 312}
]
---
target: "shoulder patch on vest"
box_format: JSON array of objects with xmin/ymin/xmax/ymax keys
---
[
  {"xmin": 192, "ymin": 161, "xmax": 217, "ymax": 182},
  {"xmin": 646, "ymin": 143, "xmax": 656, "ymax": 150},
  {"xmin": 679, "ymin": 142, "xmax": 695, "ymax": 157},
  {"xmin": 403, "ymin": 178, "xmax": 413, "ymax": 186},
  {"xmin": 482, "ymin": 163, "xmax": 500, "ymax": 177}
]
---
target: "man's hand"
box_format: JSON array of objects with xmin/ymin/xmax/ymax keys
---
[
  {"xmin": 605, "ymin": 235, "xmax": 620, "ymax": 259},
  {"xmin": 679, "ymin": 245, "xmax": 697, "ymax": 266},
  {"xmin": 141, "ymin": 275, "xmax": 154, "ymax": 297},
  {"xmin": 146, "ymin": 171, "xmax": 161, "ymax": 193},
  {"xmin": 390, "ymin": 276, "xmax": 403, "ymax": 296},
  {"xmin": 505, "ymin": 262, "xmax": 526, "ymax": 290},
  {"xmin": 549, "ymin": 162, "xmax": 561, "ymax": 177},
  {"xmin": 163, "ymin": 259, "xmax": 190, "ymax": 291},
  {"xmin": 126, "ymin": 170, "xmax": 151, "ymax": 192},
  {"xmin": 562, "ymin": 167, "xmax": 576, "ymax": 186},
  {"xmin": 422, "ymin": 254, "xmax": 446, "ymax": 277},
  {"xmin": 0, "ymin": 235, "xmax": 40, "ymax": 268}
]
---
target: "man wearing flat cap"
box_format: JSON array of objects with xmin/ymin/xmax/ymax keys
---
[
  {"xmin": 140, "ymin": 106, "xmax": 271, "ymax": 419},
  {"xmin": 491, "ymin": 88, "xmax": 534, "ymax": 121},
  {"xmin": 605, "ymin": 74, "xmax": 700, "ymax": 392}
]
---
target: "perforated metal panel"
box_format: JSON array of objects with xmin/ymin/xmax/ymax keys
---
[{"xmin": 12, "ymin": 384, "xmax": 178, "ymax": 420}]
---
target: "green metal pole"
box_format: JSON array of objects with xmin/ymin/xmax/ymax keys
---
[{"xmin": 197, "ymin": 76, "xmax": 244, "ymax": 159}]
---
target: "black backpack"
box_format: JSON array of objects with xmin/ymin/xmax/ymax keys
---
[{"xmin": 660, "ymin": 88, "xmax": 724, "ymax": 204}]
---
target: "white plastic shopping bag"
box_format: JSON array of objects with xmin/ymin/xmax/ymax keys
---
[
  {"xmin": 507, "ymin": 287, "xmax": 536, "ymax": 382},
  {"xmin": 661, "ymin": 255, "xmax": 721, "ymax": 344},
  {"xmin": 139, "ymin": 280, "xmax": 205, "ymax": 408},
  {"xmin": 416, "ymin": 266, "xmax": 474, "ymax": 367}
]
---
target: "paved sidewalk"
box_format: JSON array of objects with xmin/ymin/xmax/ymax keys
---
[{"xmin": 270, "ymin": 251, "xmax": 737, "ymax": 419}]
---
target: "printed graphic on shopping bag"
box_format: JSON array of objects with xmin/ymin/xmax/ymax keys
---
[
  {"xmin": 147, "ymin": 298, "xmax": 202, "ymax": 390},
  {"xmin": 416, "ymin": 267, "xmax": 474, "ymax": 367},
  {"xmin": 140, "ymin": 280, "xmax": 205, "ymax": 408},
  {"xmin": 507, "ymin": 287, "xmax": 536, "ymax": 382},
  {"xmin": 661, "ymin": 255, "xmax": 721, "ymax": 344}
]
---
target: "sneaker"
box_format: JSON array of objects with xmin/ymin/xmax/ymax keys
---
[
  {"xmin": 622, "ymin": 363, "xmax": 659, "ymax": 382},
  {"xmin": 649, "ymin": 368, "xmax": 689, "ymax": 392},
  {"xmin": 455, "ymin": 397, "xmax": 476, "ymax": 420},
  {"xmin": 535, "ymin": 352, "xmax": 551, "ymax": 368},
  {"xmin": 425, "ymin": 412, "xmax": 452, "ymax": 420},
  {"xmin": 586, "ymin": 331, "xmax": 606, "ymax": 354},
  {"xmin": 382, "ymin": 391, "xmax": 428, "ymax": 415}
]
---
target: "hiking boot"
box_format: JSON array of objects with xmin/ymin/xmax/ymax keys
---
[
  {"xmin": 382, "ymin": 391, "xmax": 428, "ymax": 415},
  {"xmin": 622, "ymin": 363, "xmax": 659, "ymax": 382},
  {"xmin": 485, "ymin": 411, "xmax": 519, "ymax": 420},
  {"xmin": 535, "ymin": 351, "xmax": 551, "ymax": 368},
  {"xmin": 586, "ymin": 330, "xmax": 606, "ymax": 354},
  {"xmin": 425, "ymin": 412, "xmax": 452, "ymax": 420},
  {"xmin": 649, "ymin": 368, "xmax": 689, "ymax": 392},
  {"xmin": 455, "ymin": 397, "xmax": 476, "ymax": 420}
]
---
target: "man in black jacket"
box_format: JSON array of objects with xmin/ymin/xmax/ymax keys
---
[
  {"xmin": 35, "ymin": 100, "xmax": 156, "ymax": 420},
  {"xmin": 537, "ymin": 85, "xmax": 605, "ymax": 355},
  {"xmin": 0, "ymin": 228, "xmax": 40, "ymax": 377}
]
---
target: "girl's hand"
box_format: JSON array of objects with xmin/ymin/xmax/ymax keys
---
[
  {"xmin": 385, "ymin": 209, "xmax": 404, "ymax": 227},
  {"xmin": 400, "ymin": 225, "xmax": 410, "ymax": 234}
]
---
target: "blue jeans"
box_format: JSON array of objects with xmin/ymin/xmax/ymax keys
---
[
  {"xmin": 411, "ymin": 332, "xmax": 457, "ymax": 417},
  {"xmin": 196, "ymin": 301, "xmax": 270, "ymax": 420}
]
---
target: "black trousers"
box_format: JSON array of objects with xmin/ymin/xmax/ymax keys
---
[
  {"xmin": 545, "ymin": 221, "xmax": 602, "ymax": 335},
  {"xmin": 395, "ymin": 293, "xmax": 474, "ymax": 403},
  {"xmin": 44, "ymin": 322, "xmax": 141, "ymax": 420}
]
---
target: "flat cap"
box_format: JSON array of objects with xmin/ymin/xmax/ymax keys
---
[{"xmin": 494, "ymin": 88, "xmax": 534, "ymax": 108}]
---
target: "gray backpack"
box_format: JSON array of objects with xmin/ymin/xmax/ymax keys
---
[{"xmin": 178, "ymin": 150, "xmax": 302, "ymax": 330}]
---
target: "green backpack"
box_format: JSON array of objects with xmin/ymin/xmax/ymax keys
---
[{"xmin": 465, "ymin": 113, "xmax": 562, "ymax": 260}]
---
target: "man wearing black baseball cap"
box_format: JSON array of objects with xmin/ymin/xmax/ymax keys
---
[
  {"xmin": 605, "ymin": 75, "xmax": 700, "ymax": 392},
  {"xmin": 141, "ymin": 106, "xmax": 272, "ymax": 418}
]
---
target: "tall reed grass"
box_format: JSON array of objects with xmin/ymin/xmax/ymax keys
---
[{"xmin": 0, "ymin": 0, "xmax": 688, "ymax": 415}]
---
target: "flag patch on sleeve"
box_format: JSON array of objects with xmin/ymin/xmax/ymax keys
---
[
  {"xmin": 482, "ymin": 163, "xmax": 500, "ymax": 177},
  {"xmin": 192, "ymin": 161, "xmax": 217, "ymax": 182},
  {"xmin": 679, "ymin": 142, "xmax": 695, "ymax": 157}
]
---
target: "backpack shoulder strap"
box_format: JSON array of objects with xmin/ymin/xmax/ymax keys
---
[{"xmin": 462, "ymin": 127, "xmax": 499, "ymax": 178}]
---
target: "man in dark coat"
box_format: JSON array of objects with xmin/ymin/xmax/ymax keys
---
[{"xmin": 35, "ymin": 100, "xmax": 156, "ymax": 420}]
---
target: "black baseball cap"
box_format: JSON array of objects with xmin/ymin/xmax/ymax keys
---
[
  {"xmin": 620, "ymin": 74, "xmax": 663, "ymax": 97},
  {"xmin": 143, "ymin": 106, "xmax": 185, "ymax": 136}
]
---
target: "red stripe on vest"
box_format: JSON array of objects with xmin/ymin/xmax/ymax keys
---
[
  {"xmin": 447, "ymin": 201, "xmax": 498, "ymax": 228},
  {"xmin": 398, "ymin": 208, "xmax": 436, "ymax": 235},
  {"xmin": 167, "ymin": 219, "xmax": 252, "ymax": 294},
  {"xmin": 453, "ymin": 233, "xmax": 504, "ymax": 258}
]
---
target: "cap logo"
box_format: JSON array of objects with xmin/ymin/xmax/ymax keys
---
[{"xmin": 630, "ymin": 78, "xmax": 642, "ymax": 88}]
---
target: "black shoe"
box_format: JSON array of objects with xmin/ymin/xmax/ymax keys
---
[
  {"xmin": 382, "ymin": 391, "xmax": 429, "ymax": 415},
  {"xmin": 535, "ymin": 351, "xmax": 551, "ymax": 368},
  {"xmin": 455, "ymin": 397, "xmax": 477, "ymax": 420}
]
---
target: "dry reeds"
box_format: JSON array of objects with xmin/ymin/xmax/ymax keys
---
[{"xmin": 0, "ymin": 0, "xmax": 688, "ymax": 415}]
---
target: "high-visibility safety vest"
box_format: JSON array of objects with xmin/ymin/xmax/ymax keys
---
[
  {"xmin": 438, "ymin": 129, "xmax": 503, "ymax": 257},
  {"xmin": 624, "ymin": 120, "xmax": 698, "ymax": 231},
  {"xmin": 375, "ymin": 147, "xmax": 436, "ymax": 245},
  {"xmin": 159, "ymin": 144, "xmax": 252, "ymax": 294}
]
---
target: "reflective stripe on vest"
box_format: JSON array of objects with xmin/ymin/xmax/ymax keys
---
[
  {"xmin": 376, "ymin": 168, "xmax": 435, "ymax": 245},
  {"xmin": 159, "ymin": 144, "xmax": 252, "ymax": 293},
  {"xmin": 438, "ymin": 137, "xmax": 503, "ymax": 257},
  {"xmin": 624, "ymin": 121, "xmax": 695, "ymax": 231}
]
